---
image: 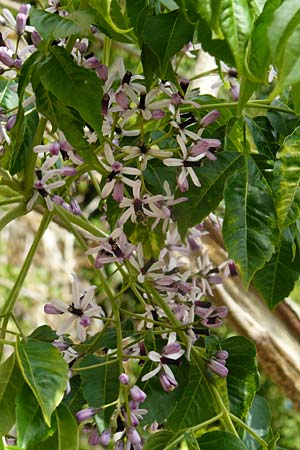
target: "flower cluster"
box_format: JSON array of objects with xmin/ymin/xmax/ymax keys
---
[{"xmin": 0, "ymin": 2, "xmax": 237, "ymax": 448}]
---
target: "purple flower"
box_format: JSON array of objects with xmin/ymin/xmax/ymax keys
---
[
  {"xmin": 207, "ymin": 358, "xmax": 229, "ymax": 378},
  {"xmin": 119, "ymin": 373, "xmax": 130, "ymax": 385},
  {"xmin": 76, "ymin": 407, "xmax": 97, "ymax": 422},
  {"xmin": 16, "ymin": 13, "xmax": 26, "ymax": 35},
  {"xmin": 200, "ymin": 110, "xmax": 220, "ymax": 127},
  {"xmin": 130, "ymin": 385, "xmax": 147, "ymax": 403},
  {"xmin": 98, "ymin": 429, "xmax": 111, "ymax": 447}
]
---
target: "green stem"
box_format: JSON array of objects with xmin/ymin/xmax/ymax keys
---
[
  {"xmin": 72, "ymin": 358, "xmax": 119, "ymax": 372},
  {"xmin": 103, "ymin": 36, "xmax": 111, "ymax": 66},
  {"xmin": 0, "ymin": 196, "xmax": 24, "ymax": 206},
  {"xmin": 211, "ymin": 385, "xmax": 239, "ymax": 437},
  {"xmin": 181, "ymin": 100, "xmax": 296, "ymax": 115},
  {"xmin": 230, "ymin": 413, "xmax": 269, "ymax": 450},
  {"xmin": 0, "ymin": 202, "xmax": 27, "ymax": 232},
  {"xmin": 0, "ymin": 211, "xmax": 52, "ymax": 360},
  {"xmin": 24, "ymin": 116, "xmax": 47, "ymax": 196}
]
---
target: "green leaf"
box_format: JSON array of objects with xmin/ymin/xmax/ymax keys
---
[
  {"xmin": 143, "ymin": 430, "xmax": 176, "ymax": 450},
  {"xmin": 184, "ymin": 0, "xmax": 223, "ymax": 39},
  {"xmin": 30, "ymin": 7, "xmax": 94, "ymax": 40},
  {"xmin": 37, "ymin": 46, "xmax": 103, "ymax": 137},
  {"xmin": 197, "ymin": 431, "xmax": 247, "ymax": 450},
  {"xmin": 291, "ymin": 82, "xmax": 300, "ymax": 115},
  {"xmin": 0, "ymin": 79, "xmax": 18, "ymax": 110},
  {"xmin": 267, "ymin": 101, "xmax": 300, "ymax": 138},
  {"xmin": 219, "ymin": 0, "xmax": 253, "ymax": 73},
  {"xmin": 128, "ymin": 223, "xmax": 164, "ymax": 258},
  {"xmin": 253, "ymin": 228, "xmax": 300, "ymax": 308},
  {"xmin": 243, "ymin": 395, "xmax": 271, "ymax": 450},
  {"xmin": 28, "ymin": 325, "xmax": 58, "ymax": 343},
  {"xmin": 222, "ymin": 336, "xmax": 259, "ymax": 422},
  {"xmin": 268, "ymin": 0, "xmax": 300, "ymax": 92},
  {"xmin": 196, "ymin": 18, "xmax": 235, "ymax": 68},
  {"xmin": 29, "ymin": 404, "xmax": 79, "ymax": 450},
  {"xmin": 246, "ymin": 0, "xmax": 281, "ymax": 83},
  {"xmin": 62, "ymin": 376, "xmax": 85, "ymax": 415},
  {"xmin": 89, "ymin": 0, "xmax": 133, "ymax": 33},
  {"xmin": 7, "ymin": 110, "xmax": 39, "ymax": 175},
  {"xmin": 246, "ymin": 116, "xmax": 279, "ymax": 159},
  {"xmin": 173, "ymin": 151, "xmax": 244, "ymax": 238},
  {"xmin": 223, "ymin": 156, "xmax": 278, "ymax": 286},
  {"xmin": 0, "ymin": 353, "xmax": 24, "ymax": 435},
  {"xmin": 16, "ymin": 341, "xmax": 68, "ymax": 427},
  {"xmin": 141, "ymin": 11, "xmax": 194, "ymax": 79},
  {"xmin": 16, "ymin": 384, "xmax": 54, "ymax": 448},
  {"xmin": 166, "ymin": 356, "xmax": 218, "ymax": 430},
  {"xmin": 273, "ymin": 127, "xmax": 300, "ymax": 230},
  {"xmin": 31, "ymin": 70, "xmax": 103, "ymax": 170},
  {"xmin": 79, "ymin": 355, "xmax": 119, "ymax": 426}
]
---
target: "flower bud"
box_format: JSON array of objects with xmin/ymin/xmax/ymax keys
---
[
  {"xmin": 127, "ymin": 427, "xmax": 142, "ymax": 446},
  {"xmin": 115, "ymin": 91, "xmax": 130, "ymax": 110},
  {"xmin": 207, "ymin": 359, "xmax": 228, "ymax": 378},
  {"xmin": 16, "ymin": 13, "xmax": 26, "ymax": 35},
  {"xmin": 84, "ymin": 56, "xmax": 100, "ymax": 69},
  {"xmin": 6, "ymin": 115, "xmax": 16, "ymax": 131},
  {"xmin": 119, "ymin": 373, "xmax": 129, "ymax": 385},
  {"xmin": 88, "ymin": 428, "xmax": 101, "ymax": 446},
  {"xmin": 31, "ymin": 30, "xmax": 42, "ymax": 47},
  {"xmin": 44, "ymin": 304, "xmax": 64, "ymax": 315},
  {"xmin": 215, "ymin": 350, "xmax": 229, "ymax": 361},
  {"xmin": 62, "ymin": 167, "xmax": 77, "ymax": 176},
  {"xmin": 96, "ymin": 64, "xmax": 108, "ymax": 81},
  {"xmin": 70, "ymin": 199, "xmax": 82, "ymax": 215},
  {"xmin": 200, "ymin": 110, "xmax": 220, "ymax": 127},
  {"xmin": 19, "ymin": 4, "xmax": 30, "ymax": 17},
  {"xmin": 163, "ymin": 342, "xmax": 181, "ymax": 355},
  {"xmin": 130, "ymin": 385, "xmax": 147, "ymax": 403},
  {"xmin": 75, "ymin": 407, "xmax": 97, "ymax": 422},
  {"xmin": 159, "ymin": 372, "xmax": 178, "ymax": 392},
  {"xmin": 98, "ymin": 429, "xmax": 111, "ymax": 447}
]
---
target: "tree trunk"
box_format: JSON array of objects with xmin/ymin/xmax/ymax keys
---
[{"xmin": 203, "ymin": 219, "xmax": 300, "ymax": 407}]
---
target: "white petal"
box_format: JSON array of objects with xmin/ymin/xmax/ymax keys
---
[{"xmin": 141, "ymin": 365, "xmax": 161, "ymax": 381}]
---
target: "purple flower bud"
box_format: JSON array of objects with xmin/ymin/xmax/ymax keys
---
[
  {"xmin": 215, "ymin": 350, "xmax": 229, "ymax": 361},
  {"xmin": 200, "ymin": 110, "xmax": 220, "ymax": 127},
  {"xmin": 88, "ymin": 428, "xmax": 101, "ymax": 446},
  {"xmin": 130, "ymin": 385, "xmax": 147, "ymax": 403},
  {"xmin": 129, "ymin": 411, "xmax": 140, "ymax": 427},
  {"xmin": 113, "ymin": 181, "xmax": 124, "ymax": 203},
  {"xmin": 99, "ymin": 429, "xmax": 111, "ymax": 447},
  {"xmin": 84, "ymin": 56, "xmax": 100, "ymax": 69},
  {"xmin": 0, "ymin": 52, "xmax": 17, "ymax": 68},
  {"xmin": 52, "ymin": 339, "xmax": 69, "ymax": 351},
  {"xmin": 70, "ymin": 199, "xmax": 81, "ymax": 215},
  {"xmin": 115, "ymin": 91, "xmax": 130, "ymax": 110},
  {"xmin": 52, "ymin": 195, "xmax": 64, "ymax": 206},
  {"xmin": 75, "ymin": 407, "xmax": 97, "ymax": 422},
  {"xmin": 163, "ymin": 342, "xmax": 181, "ymax": 355},
  {"xmin": 49, "ymin": 142, "xmax": 60, "ymax": 155},
  {"xmin": 127, "ymin": 427, "xmax": 142, "ymax": 446},
  {"xmin": 159, "ymin": 372, "xmax": 178, "ymax": 392},
  {"xmin": 62, "ymin": 167, "xmax": 77, "ymax": 176},
  {"xmin": 96, "ymin": 64, "xmax": 108, "ymax": 82},
  {"xmin": 31, "ymin": 30, "xmax": 42, "ymax": 47},
  {"xmin": 6, "ymin": 115, "xmax": 16, "ymax": 131},
  {"xmin": 207, "ymin": 359, "xmax": 228, "ymax": 378},
  {"xmin": 16, "ymin": 13, "xmax": 26, "ymax": 35},
  {"xmin": 115, "ymin": 441, "xmax": 124, "ymax": 450},
  {"xmin": 119, "ymin": 373, "xmax": 129, "ymax": 385},
  {"xmin": 13, "ymin": 58, "xmax": 22, "ymax": 69},
  {"xmin": 151, "ymin": 109, "xmax": 165, "ymax": 120},
  {"xmin": 44, "ymin": 304, "xmax": 64, "ymax": 315},
  {"xmin": 77, "ymin": 40, "xmax": 88, "ymax": 54},
  {"xmin": 19, "ymin": 4, "xmax": 30, "ymax": 16},
  {"xmin": 228, "ymin": 260, "xmax": 238, "ymax": 276},
  {"xmin": 102, "ymin": 94, "xmax": 110, "ymax": 115}
]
